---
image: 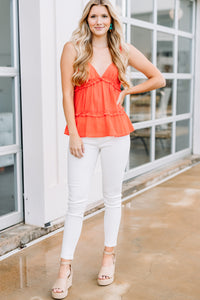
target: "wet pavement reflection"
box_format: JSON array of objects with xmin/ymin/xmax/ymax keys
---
[{"xmin": 1, "ymin": 164, "xmax": 200, "ymax": 299}]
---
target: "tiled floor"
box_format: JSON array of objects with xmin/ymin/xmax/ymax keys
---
[{"xmin": 1, "ymin": 164, "xmax": 200, "ymax": 300}]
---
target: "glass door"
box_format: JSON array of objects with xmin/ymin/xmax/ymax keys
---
[
  {"xmin": 0, "ymin": 0, "xmax": 23, "ymax": 230},
  {"xmin": 116, "ymin": 0, "xmax": 195, "ymax": 179}
]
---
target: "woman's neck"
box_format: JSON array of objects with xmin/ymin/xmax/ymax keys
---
[{"xmin": 92, "ymin": 36, "xmax": 108, "ymax": 48}]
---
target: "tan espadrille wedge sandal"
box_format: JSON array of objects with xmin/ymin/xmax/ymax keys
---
[
  {"xmin": 51, "ymin": 260, "xmax": 73, "ymax": 299},
  {"xmin": 97, "ymin": 249, "xmax": 116, "ymax": 286}
]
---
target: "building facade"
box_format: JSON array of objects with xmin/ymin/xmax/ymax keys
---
[{"xmin": 0, "ymin": 0, "xmax": 200, "ymax": 231}]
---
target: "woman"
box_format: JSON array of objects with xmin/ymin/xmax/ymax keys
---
[{"xmin": 52, "ymin": 0, "xmax": 166, "ymax": 298}]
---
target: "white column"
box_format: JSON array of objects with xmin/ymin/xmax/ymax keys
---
[
  {"xmin": 193, "ymin": 0, "xmax": 200, "ymax": 155},
  {"xmin": 19, "ymin": 0, "xmax": 45, "ymax": 226},
  {"xmin": 18, "ymin": 0, "xmax": 83, "ymax": 227}
]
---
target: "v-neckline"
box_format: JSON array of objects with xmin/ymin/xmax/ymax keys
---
[{"xmin": 89, "ymin": 62, "xmax": 113, "ymax": 78}]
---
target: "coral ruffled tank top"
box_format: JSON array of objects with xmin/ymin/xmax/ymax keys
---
[{"xmin": 64, "ymin": 62, "xmax": 134, "ymax": 137}]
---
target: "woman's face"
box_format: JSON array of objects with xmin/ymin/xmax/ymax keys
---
[{"xmin": 87, "ymin": 5, "xmax": 111, "ymax": 37}]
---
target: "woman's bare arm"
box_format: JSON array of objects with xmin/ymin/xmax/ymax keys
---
[
  {"xmin": 60, "ymin": 42, "xmax": 84, "ymax": 158},
  {"xmin": 117, "ymin": 43, "xmax": 166, "ymax": 105},
  {"xmin": 60, "ymin": 42, "xmax": 78, "ymax": 136}
]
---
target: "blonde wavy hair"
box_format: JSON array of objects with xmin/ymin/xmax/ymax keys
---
[{"xmin": 70, "ymin": 0, "xmax": 131, "ymax": 88}]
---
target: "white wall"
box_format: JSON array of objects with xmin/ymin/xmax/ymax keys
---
[
  {"xmin": 19, "ymin": 0, "xmax": 45, "ymax": 226},
  {"xmin": 18, "ymin": 0, "xmax": 80, "ymax": 226},
  {"xmin": 19, "ymin": 0, "xmax": 104, "ymax": 227}
]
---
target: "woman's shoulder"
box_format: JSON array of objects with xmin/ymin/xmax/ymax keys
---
[
  {"xmin": 60, "ymin": 41, "xmax": 77, "ymax": 67},
  {"xmin": 124, "ymin": 42, "xmax": 139, "ymax": 54},
  {"xmin": 119, "ymin": 42, "xmax": 131, "ymax": 55},
  {"xmin": 62, "ymin": 41, "xmax": 76, "ymax": 55},
  {"xmin": 123, "ymin": 42, "xmax": 132, "ymax": 53},
  {"xmin": 122, "ymin": 42, "xmax": 140, "ymax": 64}
]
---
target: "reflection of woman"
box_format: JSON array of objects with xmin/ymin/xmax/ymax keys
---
[{"xmin": 52, "ymin": 0, "xmax": 165, "ymax": 298}]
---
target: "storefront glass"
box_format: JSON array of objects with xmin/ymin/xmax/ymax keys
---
[
  {"xmin": 0, "ymin": 0, "xmax": 23, "ymax": 230},
  {"xmin": 157, "ymin": 0, "xmax": 175, "ymax": 28},
  {"xmin": 0, "ymin": 0, "xmax": 13, "ymax": 66},
  {"xmin": 118, "ymin": 0, "xmax": 195, "ymax": 178},
  {"xmin": 131, "ymin": 0, "xmax": 153, "ymax": 23}
]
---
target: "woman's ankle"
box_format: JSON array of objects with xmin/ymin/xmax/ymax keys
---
[
  {"xmin": 60, "ymin": 257, "xmax": 72, "ymax": 264},
  {"xmin": 58, "ymin": 261, "xmax": 71, "ymax": 277},
  {"xmin": 104, "ymin": 246, "xmax": 115, "ymax": 253}
]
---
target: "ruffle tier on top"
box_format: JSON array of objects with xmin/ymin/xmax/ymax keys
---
[{"xmin": 64, "ymin": 62, "xmax": 134, "ymax": 137}]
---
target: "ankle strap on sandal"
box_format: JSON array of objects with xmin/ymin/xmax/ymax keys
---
[
  {"xmin": 60, "ymin": 259, "xmax": 72, "ymax": 265},
  {"xmin": 104, "ymin": 250, "xmax": 115, "ymax": 255}
]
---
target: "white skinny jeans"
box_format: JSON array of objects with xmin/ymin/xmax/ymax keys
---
[{"xmin": 60, "ymin": 134, "xmax": 130, "ymax": 260}]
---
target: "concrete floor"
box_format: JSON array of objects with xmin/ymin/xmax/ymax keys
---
[{"xmin": 0, "ymin": 164, "xmax": 200, "ymax": 300}]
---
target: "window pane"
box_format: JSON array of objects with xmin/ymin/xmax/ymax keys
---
[
  {"xmin": 130, "ymin": 79, "xmax": 152, "ymax": 123},
  {"xmin": 157, "ymin": 0, "xmax": 175, "ymax": 28},
  {"xmin": 178, "ymin": 37, "xmax": 192, "ymax": 73},
  {"xmin": 157, "ymin": 32, "xmax": 174, "ymax": 73},
  {"xmin": 177, "ymin": 79, "xmax": 191, "ymax": 115},
  {"xmin": 130, "ymin": 128, "xmax": 151, "ymax": 168},
  {"xmin": 0, "ymin": 0, "xmax": 12, "ymax": 67},
  {"xmin": 131, "ymin": 26, "xmax": 153, "ymax": 72},
  {"xmin": 115, "ymin": 0, "xmax": 127, "ymax": 17},
  {"xmin": 0, "ymin": 77, "xmax": 15, "ymax": 146},
  {"xmin": 131, "ymin": 0, "xmax": 153, "ymax": 22},
  {"xmin": 0, "ymin": 154, "xmax": 17, "ymax": 216},
  {"xmin": 156, "ymin": 80, "xmax": 173, "ymax": 119},
  {"xmin": 178, "ymin": 0, "xmax": 193, "ymax": 33},
  {"xmin": 155, "ymin": 123, "xmax": 172, "ymax": 159},
  {"xmin": 176, "ymin": 119, "xmax": 190, "ymax": 151}
]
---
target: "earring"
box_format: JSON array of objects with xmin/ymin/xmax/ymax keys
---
[{"xmin": 109, "ymin": 23, "xmax": 113, "ymax": 32}]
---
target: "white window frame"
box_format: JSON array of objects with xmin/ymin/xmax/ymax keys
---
[
  {"xmin": 193, "ymin": 0, "xmax": 200, "ymax": 155},
  {"xmin": 122, "ymin": 0, "xmax": 196, "ymax": 180},
  {"xmin": 0, "ymin": 0, "xmax": 23, "ymax": 230}
]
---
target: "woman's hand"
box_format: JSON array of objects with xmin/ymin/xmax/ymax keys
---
[
  {"xmin": 116, "ymin": 90, "xmax": 126, "ymax": 106},
  {"xmin": 69, "ymin": 134, "xmax": 85, "ymax": 158}
]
